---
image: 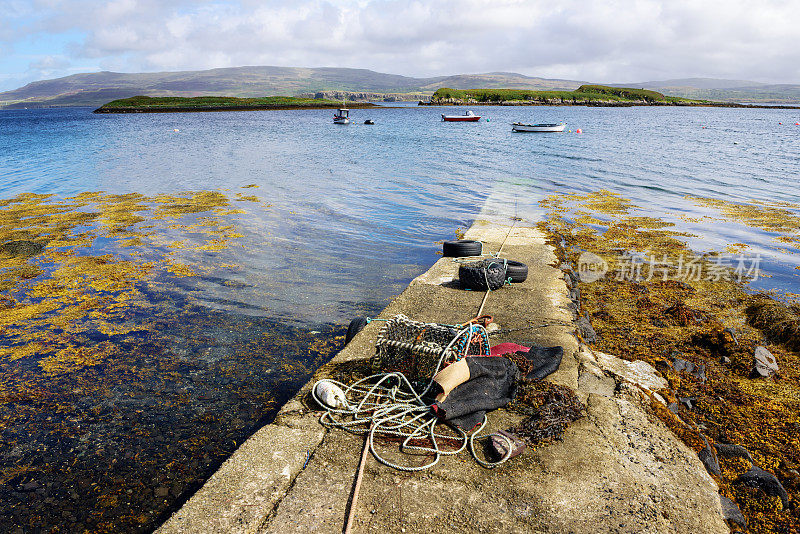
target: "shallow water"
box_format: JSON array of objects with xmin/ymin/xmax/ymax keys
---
[{"xmin": 1, "ymin": 104, "xmax": 799, "ymax": 532}]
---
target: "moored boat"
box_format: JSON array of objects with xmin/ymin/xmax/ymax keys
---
[
  {"xmin": 334, "ymin": 108, "xmax": 350, "ymax": 124},
  {"xmin": 442, "ymin": 110, "xmax": 481, "ymax": 122},
  {"xmin": 511, "ymin": 122, "xmax": 566, "ymax": 132}
]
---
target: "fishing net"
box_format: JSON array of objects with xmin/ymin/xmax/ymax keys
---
[{"xmin": 373, "ymin": 314, "xmax": 489, "ymax": 382}]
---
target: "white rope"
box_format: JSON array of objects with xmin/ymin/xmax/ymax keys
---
[{"xmin": 312, "ymin": 324, "xmax": 513, "ymax": 471}]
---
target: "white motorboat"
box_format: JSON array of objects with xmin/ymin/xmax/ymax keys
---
[
  {"xmin": 511, "ymin": 122, "xmax": 566, "ymax": 132},
  {"xmin": 334, "ymin": 108, "xmax": 350, "ymax": 124}
]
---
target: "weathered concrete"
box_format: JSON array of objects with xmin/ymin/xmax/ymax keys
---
[
  {"xmin": 157, "ymin": 197, "xmax": 728, "ymax": 534},
  {"xmin": 156, "ymin": 425, "xmax": 323, "ymax": 533}
]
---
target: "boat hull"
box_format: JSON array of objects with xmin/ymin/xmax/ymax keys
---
[
  {"xmin": 512, "ymin": 123, "xmax": 565, "ymax": 132},
  {"xmin": 442, "ymin": 115, "xmax": 481, "ymax": 122},
  {"xmin": 333, "ymin": 118, "xmax": 350, "ymax": 124}
]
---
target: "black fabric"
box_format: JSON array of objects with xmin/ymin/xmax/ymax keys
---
[
  {"xmin": 521, "ymin": 345, "xmax": 563, "ymax": 381},
  {"xmin": 433, "ymin": 356, "xmax": 519, "ymax": 431}
]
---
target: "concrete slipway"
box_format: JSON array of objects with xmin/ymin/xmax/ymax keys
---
[{"xmin": 157, "ymin": 192, "xmax": 729, "ymax": 534}]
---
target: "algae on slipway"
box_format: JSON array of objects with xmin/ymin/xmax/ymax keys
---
[
  {"xmin": 0, "ymin": 187, "xmax": 343, "ymax": 532},
  {"xmin": 539, "ymin": 190, "xmax": 800, "ymax": 533}
]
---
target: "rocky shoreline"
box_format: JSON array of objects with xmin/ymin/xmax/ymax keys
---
[{"xmin": 300, "ymin": 90, "xmax": 429, "ymax": 102}]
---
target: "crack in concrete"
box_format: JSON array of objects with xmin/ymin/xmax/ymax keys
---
[{"xmin": 256, "ymin": 427, "xmax": 330, "ymax": 532}]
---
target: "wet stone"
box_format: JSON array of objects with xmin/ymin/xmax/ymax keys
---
[
  {"xmin": 21, "ymin": 481, "xmax": 40, "ymax": 491},
  {"xmin": 577, "ymin": 313, "xmax": 597, "ymax": 343},
  {"xmin": 0, "ymin": 239, "xmax": 45, "ymax": 257},
  {"xmin": 714, "ymin": 443, "xmax": 754, "ymax": 464},
  {"xmin": 723, "ymin": 327, "xmax": 739, "ymax": 345},
  {"xmin": 570, "ymin": 287, "xmax": 581, "ymax": 303},
  {"xmin": 734, "ymin": 466, "xmax": 789, "ymax": 510},
  {"xmin": 719, "ymin": 495, "xmax": 747, "ymax": 528},
  {"xmin": 670, "ymin": 358, "xmax": 706, "ymax": 382},
  {"xmin": 698, "ymin": 436, "xmax": 721, "ymax": 477},
  {"xmin": 750, "ymin": 346, "xmax": 778, "ymax": 378}
]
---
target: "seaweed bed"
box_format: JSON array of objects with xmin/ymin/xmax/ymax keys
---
[
  {"xmin": 0, "ymin": 189, "xmax": 344, "ymax": 532},
  {"xmin": 540, "ymin": 191, "xmax": 800, "ymax": 533}
]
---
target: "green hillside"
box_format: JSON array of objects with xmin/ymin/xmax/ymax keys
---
[
  {"xmin": 431, "ymin": 85, "xmax": 703, "ymax": 104},
  {"xmin": 93, "ymin": 95, "xmax": 374, "ymax": 113}
]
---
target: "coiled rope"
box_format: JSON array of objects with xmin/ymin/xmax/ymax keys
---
[{"xmin": 312, "ymin": 323, "xmax": 513, "ymax": 471}]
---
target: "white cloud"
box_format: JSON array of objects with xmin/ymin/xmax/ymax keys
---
[
  {"xmin": 29, "ymin": 54, "xmax": 70, "ymax": 70},
  {"xmin": 1, "ymin": 0, "xmax": 799, "ymax": 88}
]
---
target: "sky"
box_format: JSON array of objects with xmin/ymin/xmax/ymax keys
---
[{"xmin": 1, "ymin": 0, "xmax": 799, "ymax": 92}]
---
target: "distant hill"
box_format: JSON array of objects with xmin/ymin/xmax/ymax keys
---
[
  {"xmin": 2, "ymin": 69, "xmax": 797, "ymax": 109},
  {"xmin": 0, "ymin": 67, "xmax": 581, "ymax": 108},
  {"xmin": 613, "ymin": 78, "xmax": 800, "ymax": 103}
]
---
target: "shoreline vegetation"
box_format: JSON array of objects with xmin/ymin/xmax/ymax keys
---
[
  {"xmin": 93, "ymin": 87, "xmax": 800, "ymax": 113},
  {"xmin": 93, "ymin": 95, "xmax": 378, "ymax": 113},
  {"xmin": 422, "ymin": 85, "xmax": 800, "ymax": 109},
  {"xmin": 542, "ymin": 191, "xmax": 800, "ymax": 532}
]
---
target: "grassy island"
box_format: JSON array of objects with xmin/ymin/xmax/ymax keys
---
[
  {"xmin": 426, "ymin": 85, "xmax": 716, "ymax": 106},
  {"xmin": 94, "ymin": 95, "xmax": 378, "ymax": 113}
]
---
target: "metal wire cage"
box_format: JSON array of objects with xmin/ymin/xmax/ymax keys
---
[{"xmin": 373, "ymin": 314, "xmax": 489, "ymax": 381}]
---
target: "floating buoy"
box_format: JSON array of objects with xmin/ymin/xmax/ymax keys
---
[
  {"xmin": 779, "ymin": 122, "xmax": 783, "ymax": 125},
  {"xmin": 576, "ymin": 129, "xmax": 582, "ymax": 134},
  {"xmin": 796, "ymin": 122, "xmax": 799, "ymax": 125},
  {"xmin": 173, "ymin": 128, "xmax": 179, "ymax": 132}
]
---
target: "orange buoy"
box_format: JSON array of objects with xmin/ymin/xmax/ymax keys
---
[
  {"xmin": 795, "ymin": 122, "xmax": 800, "ymax": 125},
  {"xmin": 576, "ymin": 128, "xmax": 582, "ymax": 134}
]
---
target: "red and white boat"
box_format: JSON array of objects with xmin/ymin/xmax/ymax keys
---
[{"xmin": 441, "ymin": 110, "xmax": 481, "ymax": 122}]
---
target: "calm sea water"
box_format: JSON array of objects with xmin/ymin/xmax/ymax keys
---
[{"xmin": 1, "ymin": 104, "xmax": 799, "ymax": 532}]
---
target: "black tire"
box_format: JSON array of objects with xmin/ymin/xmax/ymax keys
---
[
  {"xmin": 504, "ymin": 260, "xmax": 528, "ymax": 283},
  {"xmin": 442, "ymin": 239, "xmax": 482, "ymax": 257},
  {"xmin": 459, "ymin": 260, "xmax": 506, "ymax": 291},
  {"xmin": 345, "ymin": 317, "xmax": 368, "ymax": 345}
]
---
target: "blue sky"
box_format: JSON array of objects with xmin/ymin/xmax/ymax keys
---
[{"xmin": 1, "ymin": 0, "xmax": 799, "ymax": 92}]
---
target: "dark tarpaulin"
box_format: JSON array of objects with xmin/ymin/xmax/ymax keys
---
[{"xmin": 433, "ymin": 356, "xmax": 519, "ymax": 431}]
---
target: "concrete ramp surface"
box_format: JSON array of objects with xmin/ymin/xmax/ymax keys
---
[{"xmin": 158, "ymin": 217, "xmax": 728, "ymax": 534}]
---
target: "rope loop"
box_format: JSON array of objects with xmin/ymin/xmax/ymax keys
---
[{"xmin": 312, "ymin": 319, "xmax": 511, "ymax": 471}]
